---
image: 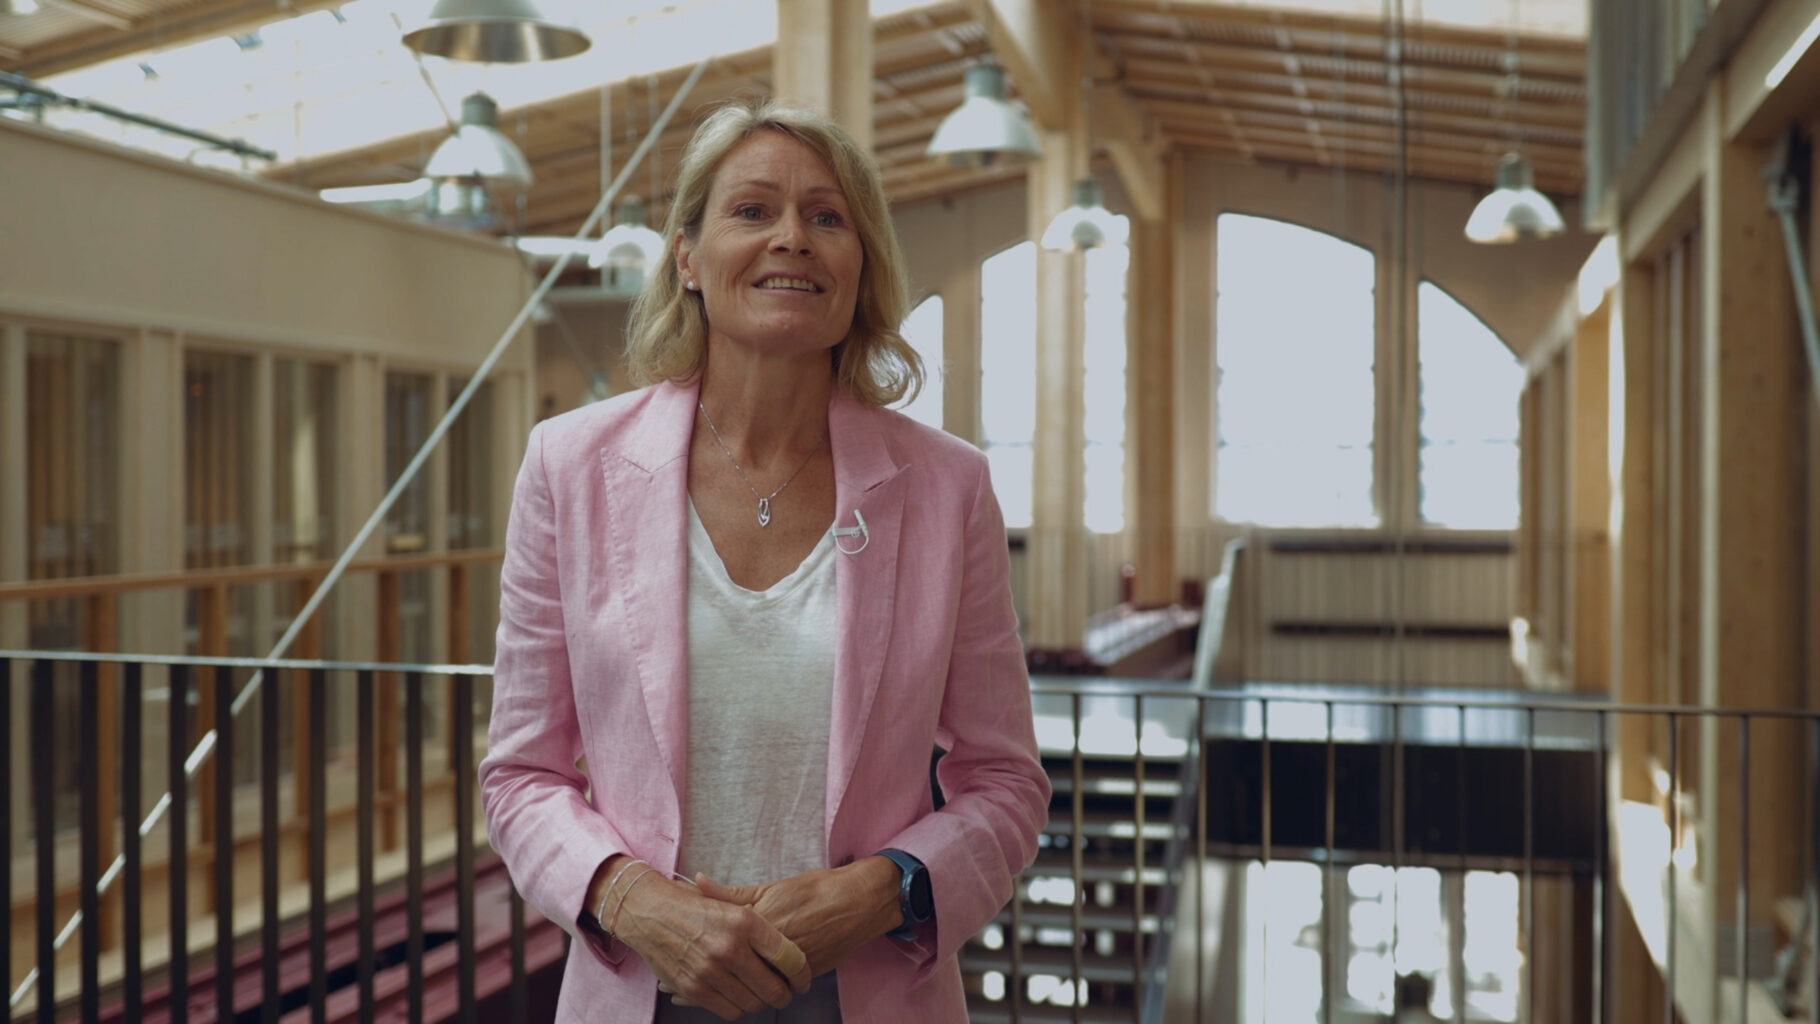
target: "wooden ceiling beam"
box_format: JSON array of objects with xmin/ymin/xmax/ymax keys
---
[
  {"xmin": 955, "ymin": 0, "xmax": 1078, "ymax": 132},
  {"xmin": 1123, "ymin": 78, "xmax": 1583, "ymax": 140},
  {"xmin": 1164, "ymin": 128, "xmax": 1580, "ymax": 194},
  {"xmin": 1089, "ymin": 0, "xmax": 1586, "ymax": 59},
  {"xmin": 1103, "ymin": 30, "xmax": 1583, "ymax": 100},
  {"xmin": 1118, "ymin": 57, "xmax": 1582, "ymax": 116},
  {"xmin": 1139, "ymin": 96, "xmax": 1583, "ymax": 166},
  {"xmin": 1091, "ymin": 9, "xmax": 1584, "ymax": 80},
  {"xmin": 12, "ymin": 0, "xmax": 347, "ymax": 78}
]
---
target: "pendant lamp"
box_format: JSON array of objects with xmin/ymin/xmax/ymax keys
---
[
  {"xmin": 402, "ymin": 0, "xmax": 589, "ymax": 63},
  {"xmin": 926, "ymin": 62, "xmax": 1043, "ymax": 169},
  {"xmin": 1465, "ymin": 152, "xmax": 1564, "ymax": 243},
  {"xmin": 590, "ymin": 196, "xmax": 665, "ymax": 272},
  {"xmin": 0, "ymin": 0, "xmax": 41, "ymax": 16},
  {"xmin": 421, "ymin": 92, "xmax": 531, "ymax": 229},
  {"xmin": 1041, "ymin": 176, "xmax": 1129, "ymax": 251},
  {"xmin": 423, "ymin": 92, "xmax": 533, "ymax": 188},
  {"xmin": 1465, "ymin": 0, "xmax": 1563, "ymax": 243}
]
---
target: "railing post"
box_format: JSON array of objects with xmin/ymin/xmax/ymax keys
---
[
  {"xmin": 447, "ymin": 561, "xmax": 469, "ymax": 775},
  {"xmin": 84, "ymin": 592, "xmax": 120, "ymax": 949},
  {"xmin": 378, "ymin": 569, "xmax": 402, "ymax": 850},
  {"xmin": 196, "ymin": 583, "xmax": 228, "ymax": 857},
  {"xmin": 292, "ymin": 573, "xmax": 324, "ymax": 865}
]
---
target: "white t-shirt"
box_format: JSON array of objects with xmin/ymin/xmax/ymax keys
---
[{"xmin": 680, "ymin": 501, "xmax": 839, "ymax": 887}]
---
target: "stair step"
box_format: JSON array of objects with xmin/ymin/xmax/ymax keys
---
[
  {"xmin": 962, "ymin": 945, "xmax": 1143, "ymax": 985},
  {"xmin": 1027, "ymin": 852, "xmax": 1172, "ymax": 886},
  {"xmin": 987, "ymin": 904, "xmax": 1165, "ymax": 934},
  {"xmin": 965, "ymin": 995, "xmax": 1139, "ymax": 1024},
  {"xmin": 1042, "ymin": 811, "xmax": 1177, "ymax": 841},
  {"xmin": 1049, "ymin": 775, "xmax": 1184, "ymax": 799}
]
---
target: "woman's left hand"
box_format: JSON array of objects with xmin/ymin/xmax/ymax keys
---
[{"xmin": 676, "ymin": 858, "xmax": 903, "ymax": 984}]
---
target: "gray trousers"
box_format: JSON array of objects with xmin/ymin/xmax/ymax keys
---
[{"xmin": 654, "ymin": 972, "xmax": 841, "ymax": 1024}]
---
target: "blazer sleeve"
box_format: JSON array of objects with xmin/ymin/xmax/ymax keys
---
[
  {"xmin": 480, "ymin": 421, "xmax": 633, "ymax": 966},
  {"xmin": 885, "ymin": 454, "xmax": 1052, "ymax": 976}
]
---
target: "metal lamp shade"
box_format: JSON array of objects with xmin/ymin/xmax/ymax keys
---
[
  {"xmin": 926, "ymin": 63, "xmax": 1043, "ymax": 169},
  {"xmin": 1464, "ymin": 153, "xmax": 1565, "ymax": 244},
  {"xmin": 1041, "ymin": 177, "xmax": 1130, "ymax": 251},
  {"xmin": 401, "ymin": 0, "xmax": 589, "ymax": 63},
  {"xmin": 589, "ymin": 197, "xmax": 666, "ymax": 271},
  {"xmin": 423, "ymin": 93, "xmax": 533, "ymax": 189}
]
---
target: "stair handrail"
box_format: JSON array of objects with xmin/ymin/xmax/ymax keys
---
[{"xmin": 1139, "ymin": 538, "xmax": 1246, "ymax": 1023}]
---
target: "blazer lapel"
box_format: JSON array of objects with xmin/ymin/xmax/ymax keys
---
[
  {"xmin": 600, "ymin": 380, "xmax": 698, "ymax": 819},
  {"xmin": 825, "ymin": 392, "xmax": 908, "ymax": 833}
]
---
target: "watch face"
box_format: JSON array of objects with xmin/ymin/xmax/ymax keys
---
[{"xmin": 908, "ymin": 868, "xmax": 934, "ymax": 919}]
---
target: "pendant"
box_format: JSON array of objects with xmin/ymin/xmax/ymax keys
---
[{"xmin": 757, "ymin": 497, "xmax": 772, "ymax": 527}]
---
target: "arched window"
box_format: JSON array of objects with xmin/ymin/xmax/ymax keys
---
[
  {"xmin": 980, "ymin": 242, "xmax": 1037, "ymax": 528},
  {"xmin": 893, "ymin": 294, "xmax": 944, "ymax": 431},
  {"xmin": 1418, "ymin": 282, "xmax": 1521, "ymax": 529},
  {"xmin": 1216, "ymin": 215, "xmax": 1377, "ymax": 527}
]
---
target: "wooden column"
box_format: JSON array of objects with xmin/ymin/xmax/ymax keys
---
[
  {"xmin": 1612, "ymin": 258, "xmax": 1658, "ymax": 807},
  {"xmin": 1128, "ymin": 194, "xmax": 1176, "ymax": 608},
  {"xmin": 773, "ymin": 0, "xmax": 872, "ymax": 150},
  {"xmin": 1173, "ymin": 153, "xmax": 1216, "ymax": 581},
  {"xmin": 1569, "ymin": 306, "xmax": 1612, "ymax": 694},
  {"xmin": 941, "ymin": 265, "xmax": 982, "ymax": 445},
  {"xmin": 1027, "ymin": 120, "xmax": 1089, "ymax": 650},
  {"xmin": 1699, "ymin": 125, "xmax": 1806, "ymax": 943}
]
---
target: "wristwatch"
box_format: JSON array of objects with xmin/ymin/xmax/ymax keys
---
[{"xmin": 876, "ymin": 848, "xmax": 933, "ymax": 941}]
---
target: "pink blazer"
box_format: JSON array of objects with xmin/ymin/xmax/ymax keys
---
[{"xmin": 480, "ymin": 379, "xmax": 1051, "ymax": 1023}]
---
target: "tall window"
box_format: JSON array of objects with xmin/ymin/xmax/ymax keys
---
[
  {"xmin": 185, "ymin": 350, "xmax": 257, "ymax": 572},
  {"xmin": 384, "ymin": 371, "xmax": 434, "ymax": 556},
  {"xmin": 1083, "ymin": 245, "xmax": 1128, "ymax": 534},
  {"xmin": 1242, "ymin": 861, "xmax": 1523, "ymax": 1022},
  {"xmin": 446, "ymin": 376, "xmax": 495, "ymax": 551},
  {"xmin": 1418, "ymin": 282, "xmax": 1522, "ymax": 529},
  {"xmin": 25, "ymin": 333, "xmax": 120, "ymax": 647},
  {"xmin": 273, "ymin": 358, "xmax": 338, "ymax": 563},
  {"xmin": 895, "ymin": 294, "xmax": 945, "ymax": 431},
  {"xmin": 980, "ymin": 242, "xmax": 1037, "ymax": 528},
  {"xmin": 1216, "ymin": 215, "xmax": 1377, "ymax": 527}
]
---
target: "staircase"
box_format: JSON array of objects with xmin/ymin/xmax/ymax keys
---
[{"xmin": 963, "ymin": 750, "xmax": 1191, "ymax": 1024}]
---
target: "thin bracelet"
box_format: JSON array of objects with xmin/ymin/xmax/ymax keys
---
[
  {"xmin": 594, "ymin": 860, "xmax": 643, "ymax": 926},
  {"xmin": 607, "ymin": 865, "xmax": 658, "ymax": 937}
]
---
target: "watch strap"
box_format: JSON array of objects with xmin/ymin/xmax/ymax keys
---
[{"xmin": 876, "ymin": 848, "xmax": 929, "ymax": 941}]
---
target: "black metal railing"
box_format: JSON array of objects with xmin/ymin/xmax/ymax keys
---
[
  {"xmin": 6, "ymin": 651, "xmax": 1819, "ymax": 1024},
  {"xmin": 2, "ymin": 652, "xmax": 538, "ymax": 1024},
  {"xmin": 1005, "ymin": 680, "xmax": 1820, "ymax": 1024}
]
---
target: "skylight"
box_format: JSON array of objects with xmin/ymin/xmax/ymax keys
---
[{"xmin": 28, "ymin": 0, "xmax": 937, "ymax": 173}]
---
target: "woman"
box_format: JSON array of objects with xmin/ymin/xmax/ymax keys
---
[{"xmin": 480, "ymin": 98, "xmax": 1051, "ymax": 1024}]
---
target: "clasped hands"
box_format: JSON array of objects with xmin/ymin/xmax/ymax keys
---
[{"xmin": 594, "ymin": 854, "xmax": 901, "ymax": 1021}]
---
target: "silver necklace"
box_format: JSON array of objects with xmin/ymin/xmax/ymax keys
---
[{"xmin": 697, "ymin": 401, "xmax": 823, "ymax": 527}]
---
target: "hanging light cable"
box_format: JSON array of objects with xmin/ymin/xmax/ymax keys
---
[
  {"xmin": 1041, "ymin": 0, "xmax": 1128, "ymax": 251},
  {"xmin": 589, "ymin": 89, "xmax": 664, "ymax": 283},
  {"xmin": 1465, "ymin": 0, "xmax": 1564, "ymax": 243},
  {"xmin": 926, "ymin": 1, "xmax": 1041, "ymax": 168}
]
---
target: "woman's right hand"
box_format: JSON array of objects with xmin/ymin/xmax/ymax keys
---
[{"xmin": 605, "ymin": 863, "xmax": 813, "ymax": 1020}]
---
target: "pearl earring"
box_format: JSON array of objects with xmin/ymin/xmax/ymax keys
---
[{"xmin": 685, "ymin": 280, "xmax": 697, "ymax": 291}]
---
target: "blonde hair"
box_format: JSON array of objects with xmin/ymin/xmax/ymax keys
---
[{"xmin": 623, "ymin": 98, "xmax": 922, "ymax": 407}]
